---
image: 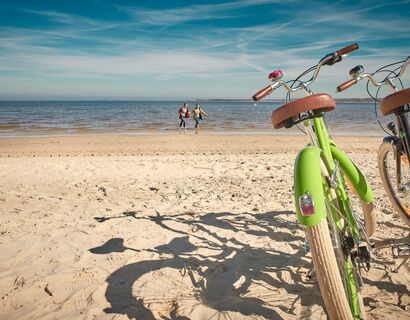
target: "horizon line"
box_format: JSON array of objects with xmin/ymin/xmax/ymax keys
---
[{"xmin": 0, "ymin": 97, "xmax": 375, "ymax": 102}]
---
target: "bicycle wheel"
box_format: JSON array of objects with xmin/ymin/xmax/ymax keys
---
[
  {"xmin": 306, "ymin": 217, "xmax": 365, "ymax": 320},
  {"xmin": 378, "ymin": 141, "xmax": 410, "ymax": 226},
  {"xmin": 304, "ymin": 163, "xmax": 366, "ymax": 320}
]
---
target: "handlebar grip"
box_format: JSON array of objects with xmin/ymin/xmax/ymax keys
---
[
  {"xmin": 335, "ymin": 43, "xmax": 359, "ymax": 56},
  {"xmin": 252, "ymin": 85, "xmax": 273, "ymax": 101},
  {"xmin": 337, "ymin": 78, "xmax": 357, "ymax": 92}
]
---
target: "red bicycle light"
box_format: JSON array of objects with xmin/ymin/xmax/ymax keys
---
[
  {"xmin": 299, "ymin": 193, "xmax": 315, "ymax": 216},
  {"xmin": 268, "ymin": 69, "xmax": 283, "ymax": 81}
]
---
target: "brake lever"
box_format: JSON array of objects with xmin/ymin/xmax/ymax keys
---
[{"xmin": 323, "ymin": 55, "xmax": 343, "ymax": 66}]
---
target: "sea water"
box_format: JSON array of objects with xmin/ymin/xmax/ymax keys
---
[{"xmin": 0, "ymin": 100, "xmax": 396, "ymax": 137}]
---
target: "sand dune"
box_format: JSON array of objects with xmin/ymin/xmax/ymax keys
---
[{"xmin": 0, "ymin": 134, "xmax": 408, "ymax": 319}]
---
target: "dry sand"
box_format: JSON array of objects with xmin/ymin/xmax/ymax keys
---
[{"xmin": 0, "ymin": 134, "xmax": 408, "ymax": 319}]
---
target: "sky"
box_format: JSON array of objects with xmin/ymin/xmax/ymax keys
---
[{"xmin": 0, "ymin": 0, "xmax": 409, "ymax": 100}]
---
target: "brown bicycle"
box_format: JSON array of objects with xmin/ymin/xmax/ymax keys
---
[{"xmin": 337, "ymin": 56, "xmax": 410, "ymax": 270}]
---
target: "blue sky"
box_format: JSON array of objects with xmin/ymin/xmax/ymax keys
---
[{"xmin": 0, "ymin": 0, "xmax": 409, "ymax": 100}]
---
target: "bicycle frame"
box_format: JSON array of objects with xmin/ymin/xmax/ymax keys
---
[
  {"xmin": 295, "ymin": 116, "xmax": 374, "ymax": 232},
  {"xmin": 397, "ymin": 111, "xmax": 410, "ymax": 160}
]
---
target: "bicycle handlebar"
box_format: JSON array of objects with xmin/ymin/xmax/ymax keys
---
[
  {"xmin": 252, "ymin": 43, "xmax": 359, "ymax": 101},
  {"xmin": 337, "ymin": 78, "xmax": 358, "ymax": 92},
  {"xmin": 337, "ymin": 56, "xmax": 410, "ymax": 92},
  {"xmin": 335, "ymin": 43, "xmax": 359, "ymax": 56},
  {"xmin": 252, "ymin": 85, "xmax": 273, "ymax": 101}
]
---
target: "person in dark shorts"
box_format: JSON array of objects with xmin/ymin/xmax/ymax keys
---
[{"xmin": 178, "ymin": 102, "xmax": 189, "ymax": 133}]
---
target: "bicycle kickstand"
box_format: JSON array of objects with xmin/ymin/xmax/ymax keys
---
[
  {"xmin": 392, "ymin": 242, "xmax": 410, "ymax": 272},
  {"xmin": 372, "ymin": 239, "xmax": 410, "ymax": 273},
  {"xmin": 393, "ymin": 255, "xmax": 409, "ymax": 273}
]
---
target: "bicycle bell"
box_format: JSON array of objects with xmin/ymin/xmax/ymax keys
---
[{"xmin": 268, "ymin": 69, "xmax": 283, "ymax": 82}]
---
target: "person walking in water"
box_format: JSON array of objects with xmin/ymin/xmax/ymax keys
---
[
  {"xmin": 178, "ymin": 102, "xmax": 189, "ymax": 133},
  {"xmin": 192, "ymin": 103, "xmax": 207, "ymax": 134}
]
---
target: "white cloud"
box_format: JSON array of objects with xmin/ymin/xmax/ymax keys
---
[
  {"xmin": 121, "ymin": 0, "xmax": 289, "ymax": 25},
  {"xmin": 0, "ymin": 48, "xmax": 246, "ymax": 79}
]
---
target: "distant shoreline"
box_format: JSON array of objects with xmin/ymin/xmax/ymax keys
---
[{"xmin": 0, "ymin": 98, "xmax": 375, "ymax": 103}]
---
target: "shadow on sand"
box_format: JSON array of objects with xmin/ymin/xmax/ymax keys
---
[
  {"xmin": 90, "ymin": 210, "xmax": 327, "ymax": 319},
  {"xmin": 90, "ymin": 210, "xmax": 409, "ymax": 319}
]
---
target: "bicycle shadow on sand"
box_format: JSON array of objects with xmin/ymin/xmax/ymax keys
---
[{"xmin": 90, "ymin": 210, "xmax": 328, "ymax": 319}]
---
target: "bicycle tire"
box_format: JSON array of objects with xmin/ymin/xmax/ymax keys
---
[
  {"xmin": 378, "ymin": 141, "xmax": 410, "ymax": 226},
  {"xmin": 306, "ymin": 218, "xmax": 364, "ymax": 320}
]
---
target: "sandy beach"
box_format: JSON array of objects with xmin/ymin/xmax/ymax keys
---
[{"xmin": 0, "ymin": 134, "xmax": 409, "ymax": 320}]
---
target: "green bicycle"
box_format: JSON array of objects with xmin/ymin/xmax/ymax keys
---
[{"xmin": 252, "ymin": 44, "xmax": 377, "ymax": 320}]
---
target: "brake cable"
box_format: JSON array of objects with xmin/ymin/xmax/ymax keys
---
[
  {"xmin": 365, "ymin": 61, "xmax": 406, "ymax": 135},
  {"xmin": 286, "ymin": 65, "xmax": 317, "ymax": 135}
]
